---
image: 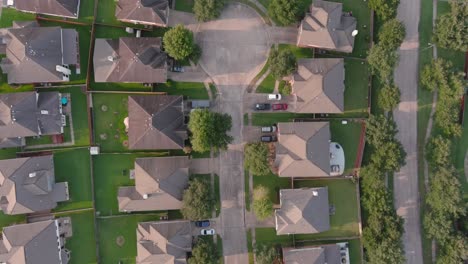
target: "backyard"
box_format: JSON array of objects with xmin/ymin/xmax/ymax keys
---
[{"xmin": 253, "ymin": 172, "xmax": 291, "ymax": 204}]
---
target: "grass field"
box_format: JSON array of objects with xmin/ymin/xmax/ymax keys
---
[
  {"xmin": 256, "ymin": 73, "xmax": 276, "ymax": 94},
  {"xmin": 97, "ymin": 214, "xmax": 166, "ymax": 264},
  {"xmin": 78, "ymin": 0, "xmax": 96, "ymax": 23},
  {"xmin": 93, "ymin": 153, "xmax": 169, "ymax": 216},
  {"xmin": 253, "ymin": 172, "xmax": 291, "ymax": 204},
  {"xmin": 54, "ymin": 148, "xmax": 93, "ymax": 211},
  {"xmin": 293, "ymin": 179, "xmax": 360, "ymax": 239},
  {"xmin": 330, "ymin": 120, "xmax": 363, "ymax": 173},
  {"xmin": 342, "ymin": 59, "xmax": 369, "ymax": 116},
  {"xmin": 55, "ymin": 210, "xmax": 98, "ymax": 264},
  {"xmin": 155, "ymin": 81, "xmax": 209, "ymax": 100},
  {"xmin": 247, "ymin": 229, "xmax": 254, "ymax": 264},
  {"xmin": 96, "ymin": 0, "xmax": 121, "ymax": 25}
]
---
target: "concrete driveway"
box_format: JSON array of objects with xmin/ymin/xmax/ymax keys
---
[{"xmin": 197, "ymin": 3, "xmax": 270, "ymax": 263}]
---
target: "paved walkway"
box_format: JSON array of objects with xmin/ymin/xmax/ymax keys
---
[
  {"xmin": 197, "ymin": 3, "xmax": 270, "ymax": 263},
  {"xmin": 393, "ymin": 0, "xmax": 424, "ymax": 263}
]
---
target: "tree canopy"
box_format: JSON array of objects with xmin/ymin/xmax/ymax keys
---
[
  {"xmin": 368, "ymin": 0, "xmax": 400, "ymax": 21},
  {"xmin": 367, "ymin": 44, "xmax": 398, "ymax": 82},
  {"xmin": 189, "ymin": 238, "xmax": 219, "ymax": 264},
  {"xmin": 163, "ymin": 25, "xmax": 195, "ymax": 61},
  {"xmin": 433, "ymin": 1, "xmax": 468, "ymax": 52},
  {"xmin": 255, "ymin": 244, "xmax": 278, "ymax": 264},
  {"xmin": 378, "ymin": 82, "xmax": 400, "ymax": 112},
  {"xmin": 189, "ymin": 109, "xmax": 233, "ymax": 153},
  {"xmin": 378, "ymin": 19, "xmax": 406, "ymax": 50},
  {"xmin": 252, "ymin": 186, "xmax": 273, "ymax": 220},
  {"xmin": 244, "ymin": 143, "xmax": 271, "ymax": 176},
  {"xmin": 181, "ymin": 178, "xmax": 213, "ymax": 220},
  {"xmin": 269, "ymin": 48, "xmax": 297, "ymax": 79},
  {"xmin": 193, "ymin": 0, "xmax": 225, "ymax": 22},
  {"xmin": 268, "ymin": 0, "xmax": 300, "ymax": 26}
]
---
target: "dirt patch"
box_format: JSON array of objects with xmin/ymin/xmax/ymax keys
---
[{"xmin": 116, "ymin": 236, "xmax": 125, "ymax": 247}]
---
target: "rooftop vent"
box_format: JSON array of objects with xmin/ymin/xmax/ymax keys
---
[
  {"xmin": 312, "ymin": 191, "xmax": 318, "ymax": 196},
  {"xmin": 29, "ymin": 172, "xmax": 37, "ymax": 178}
]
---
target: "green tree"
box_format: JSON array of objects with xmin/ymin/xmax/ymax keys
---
[
  {"xmin": 365, "ymin": 115, "xmax": 399, "ymax": 146},
  {"xmin": 244, "ymin": 143, "xmax": 271, "ymax": 175},
  {"xmin": 189, "ymin": 238, "xmax": 219, "ymax": 264},
  {"xmin": 252, "ymin": 186, "xmax": 273, "ymax": 220},
  {"xmin": 189, "ymin": 109, "xmax": 233, "ymax": 153},
  {"xmin": 163, "ymin": 24, "xmax": 195, "ymax": 61},
  {"xmin": 268, "ymin": 0, "xmax": 300, "ymax": 26},
  {"xmin": 367, "ymin": 44, "xmax": 398, "ymax": 81},
  {"xmin": 378, "ymin": 83, "xmax": 400, "ymax": 112},
  {"xmin": 255, "ymin": 244, "xmax": 278, "ymax": 264},
  {"xmin": 436, "ymin": 234, "xmax": 468, "ymax": 264},
  {"xmin": 425, "ymin": 136, "xmax": 451, "ymax": 167},
  {"xmin": 278, "ymin": 81, "xmax": 292, "ymax": 95},
  {"xmin": 368, "ymin": 0, "xmax": 400, "ymax": 21},
  {"xmin": 193, "ymin": 0, "xmax": 225, "ymax": 22},
  {"xmin": 269, "ymin": 48, "xmax": 297, "ymax": 79},
  {"xmin": 181, "ymin": 178, "xmax": 213, "ymax": 220},
  {"xmin": 433, "ymin": 1, "xmax": 468, "ymax": 52},
  {"xmin": 378, "ymin": 19, "xmax": 406, "ymax": 50}
]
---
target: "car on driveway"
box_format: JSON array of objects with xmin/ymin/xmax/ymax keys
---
[
  {"xmin": 268, "ymin": 94, "xmax": 282, "ymax": 100},
  {"xmin": 200, "ymin": 228, "xmax": 216, "ymax": 235},
  {"xmin": 195, "ymin": 220, "xmax": 210, "ymax": 227},
  {"xmin": 261, "ymin": 125, "xmax": 277, "ymax": 133},
  {"xmin": 272, "ymin": 103, "xmax": 288, "ymax": 111},
  {"xmin": 255, "ymin": 103, "xmax": 271, "ymax": 111},
  {"xmin": 261, "ymin": 135, "xmax": 277, "ymax": 142}
]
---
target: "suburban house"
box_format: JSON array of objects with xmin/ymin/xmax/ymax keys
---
[
  {"xmin": 127, "ymin": 95, "xmax": 187, "ymax": 150},
  {"xmin": 0, "ymin": 91, "xmax": 65, "ymax": 148},
  {"xmin": 0, "ymin": 217, "xmax": 72, "ymax": 263},
  {"xmin": 93, "ymin": 37, "xmax": 167, "ymax": 83},
  {"xmin": 297, "ymin": 0, "xmax": 357, "ymax": 53},
  {"xmin": 0, "ymin": 155, "xmax": 69, "ymax": 215},
  {"xmin": 275, "ymin": 187, "xmax": 330, "ymax": 235},
  {"xmin": 118, "ymin": 156, "xmax": 189, "ymax": 212},
  {"xmin": 136, "ymin": 220, "xmax": 192, "ymax": 263},
  {"xmin": 275, "ymin": 122, "xmax": 331, "ymax": 177},
  {"xmin": 0, "ymin": 21, "xmax": 79, "ymax": 84},
  {"xmin": 291, "ymin": 58, "xmax": 345, "ymax": 113},
  {"xmin": 116, "ymin": 0, "xmax": 170, "ymax": 27},
  {"xmin": 282, "ymin": 242, "xmax": 350, "ymax": 264},
  {"xmin": 5, "ymin": 0, "xmax": 80, "ymax": 19}
]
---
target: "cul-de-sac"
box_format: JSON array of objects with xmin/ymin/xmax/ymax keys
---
[{"xmin": 0, "ymin": 0, "xmax": 465, "ymax": 263}]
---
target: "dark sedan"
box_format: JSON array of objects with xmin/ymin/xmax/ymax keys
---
[
  {"xmin": 195, "ymin": 220, "xmax": 210, "ymax": 227},
  {"xmin": 255, "ymin": 103, "xmax": 271, "ymax": 111}
]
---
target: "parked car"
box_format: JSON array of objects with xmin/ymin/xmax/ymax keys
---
[
  {"xmin": 195, "ymin": 220, "xmax": 210, "ymax": 227},
  {"xmin": 172, "ymin": 65, "xmax": 185, "ymax": 72},
  {"xmin": 200, "ymin": 228, "xmax": 216, "ymax": 235},
  {"xmin": 255, "ymin": 103, "xmax": 271, "ymax": 111},
  {"xmin": 272, "ymin": 103, "xmax": 288, "ymax": 111},
  {"xmin": 268, "ymin": 94, "xmax": 282, "ymax": 100},
  {"xmin": 261, "ymin": 125, "xmax": 277, "ymax": 133},
  {"xmin": 261, "ymin": 135, "xmax": 277, "ymax": 142}
]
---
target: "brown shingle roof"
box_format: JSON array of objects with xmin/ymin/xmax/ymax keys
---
[
  {"xmin": 118, "ymin": 156, "xmax": 189, "ymax": 212},
  {"xmin": 93, "ymin": 37, "xmax": 167, "ymax": 83},
  {"xmin": 0, "ymin": 155, "xmax": 68, "ymax": 215},
  {"xmin": 283, "ymin": 244, "xmax": 341, "ymax": 264},
  {"xmin": 128, "ymin": 95, "xmax": 187, "ymax": 150},
  {"xmin": 136, "ymin": 220, "xmax": 191, "ymax": 264},
  {"xmin": 275, "ymin": 122, "xmax": 330, "ymax": 177},
  {"xmin": 116, "ymin": 0, "xmax": 169, "ymax": 27},
  {"xmin": 275, "ymin": 188, "xmax": 330, "ymax": 235},
  {"xmin": 14, "ymin": 0, "xmax": 80, "ymax": 18},
  {"xmin": 292, "ymin": 58, "xmax": 344, "ymax": 113},
  {"xmin": 297, "ymin": 0, "xmax": 356, "ymax": 53},
  {"xmin": 0, "ymin": 22, "xmax": 78, "ymax": 84}
]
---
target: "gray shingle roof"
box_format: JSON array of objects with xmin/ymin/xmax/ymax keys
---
[
  {"xmin": 116, "ymin": 0, "xmax": 169, "ymax": 26},
  {"xmin": 128, "ymin": 95, "xmax": 187, "ymax": 150},
  {"xmin": 275, "ymin": 122, "xmax": 330, "ymax": 177},
  {"xmin": 136, "ymin": 220, "xmax": 191, "ymax": 264},
  {"xmin": 275, "ymin": 188, "xmax": 330, "ymax": 235},
  {"xmin": 0, "ymin": 91, "xmax": 64, "ymax": 145},
  {"xmin": 0, "ymin": 155, "xmax": 69, "ymax": 215},
  {"xmin": 118, "ymin": 156, "xmax": 189, "ymax": 212},
  {"xmin": 14, "ymin": 0, "xmax": 80, "ymax": 18},
  {"xmin": 0, "ymin": 217, "xmax": 72, "ymax": 264},
  {"xmin": 283, "ymin": 244, "xmax": 341, "ymax": 264},
  {"xmin": 297, "ymin": 0, "xmax": 356, "ymax": 53},
  {"xmin": 94, "ymin": 37, "xmax": 167, "ymax": 83},
  {"xmin": 292, "ymin": 58, "xmax": 344, "ymax": 113},
  {"xmin": 0, "ymin": 22, "xmax": 78, "ymax": 84}
]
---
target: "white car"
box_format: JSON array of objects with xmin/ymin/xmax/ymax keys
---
[
  {"xmin": 268, "ymin": 94, "xmax": 282, "ymax": 100},
  {"xmin": 200, "ymin": 228, "xmax": 216, "ymax": 235}
]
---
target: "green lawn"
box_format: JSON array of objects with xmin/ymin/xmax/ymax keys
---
[
  {"xmin": 214, "ymin": 174, "xmax": 221, "ymax": 216},
  {"xmin": 251, "ymin": 113, "xmax": 313, "ymax": 126},
  {"xmin": 96, "ymin": 0, "xmax": 121, "ymax": 25},
  {"xmin": 341, "ymin": 59, "xmax": 369, "ymax": 117},
  {"xmin": 0, "ymin": 148, "xmax": 19, "ymax": 159},
  {"xmin": 78, "ymin": 0, "xmax": 96, "ymax": 23},
  {"xmin": 155, "ymin": 81, "xmax": 209, "ymax": 100},
  {"xmin": 256, "ymin": 73, "xmax": 276, "ymax": 94},
  {"xmin": 278, "ymin": 44, "xmax": 314, "ymax": 59},
  {"xmin": 245, "ymin": 170, "xmax": 251, "ymax": 211},
  {"xmin": 54, "ymin": 148, "xmax": 93, "ymax": 211},
  {"xmin": 217, "ymin": 235, "xmax": 224, "ymax": 264},
  {"xmin": 92, "ymin": 93, "xmax": 129, "ymax": 152},
  {"xmin": 293, "ymin": 179, "xmax": 360, "ymax": 239},
  {"xmin": 0, "ymin": 8, "xmax": 36, "ymax": 27},
  {"xmin": 55, "ymin": 210, "xmax": 98, "ymax": 264},
  {"xmin": 330, "ymin": 120, "xmax": 363, "ymax": 173},
  {"xmin": 255, "ymin": 227, "xmax": 294, "ymax": 246},
  {"xmin": 0, "ymin": 213, "xmax": 26, "ymax": 230},
  {"xmin": 93, "ymin": 153, "xmax": 169, "ymax": 216},
  {"xmin": 97, "ymin": 214, "xmax": 166, "ymax": 264},
  {"xmin": 253, "ymin": 172, "xmax": 291, "ymax": 204},
  {"xmin": 247, "ymin": 230, "xmax": 254, "ymax": 264},
  {"xmin": 175, "ymin": 0, "xmax": 195, "ymax": 12},
  {"xmin": 453, "ymin": 99, "xmax": 468, "ymax": 202}
]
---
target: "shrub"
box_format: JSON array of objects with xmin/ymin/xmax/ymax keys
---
[
  {"xmin": 252, "ymin": 186, "xmax": 273, "ymax": 220},
  {"xmin": 193, "ymin": 0, "xmax": 225, "ymax": 22},
  {"xmin": 244, "ymin": 143, "xmax": 271, "ymax": 175},
  {"xmin": 269, "ymin": 48, "xmax": 297, "ymax": 79},
  {"xmin": 268, "ymin": 0, "xmax": 300, "ymax": 26}
]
